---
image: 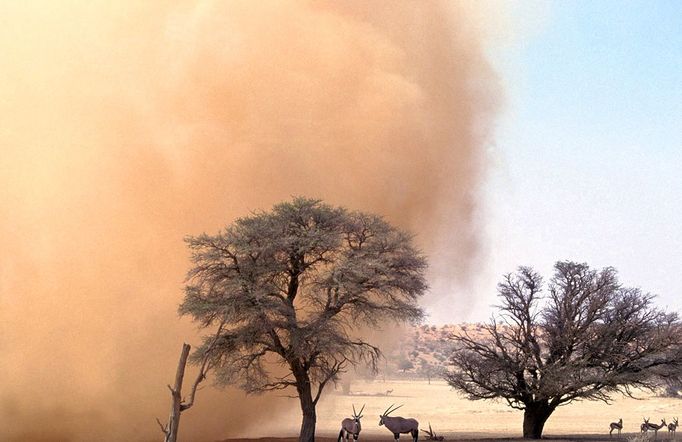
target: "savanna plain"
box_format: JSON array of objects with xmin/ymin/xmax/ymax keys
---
[{"xmin": 220, "ymin": 380, "xmax": 679, "ymax": 442}]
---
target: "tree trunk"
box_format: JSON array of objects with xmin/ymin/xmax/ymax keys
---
[
  {"xmin": 164, "ymin": 343, "xmax": 191, "ymax": 442},
  {"xmin": 293, "ymin": 363, "xmax": 317, "ymax": 442},
  {"xmin": 522, "ymin": 402, "xmax": 554, "ymax": 439},
  {"xmin": 299, "ymin": 402, "xmax": 316, "ymax": 442},
  {"xmin": 158, "ymin": 338, "xmax": 217, "ymax": 442}
]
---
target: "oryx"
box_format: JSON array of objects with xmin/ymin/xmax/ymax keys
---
[
  {"xmin": 379, "ymin": 404, "xmax": 419, "ymax": 442},
  {"xmin": 338, "ymin": 404, "xmax": 365, "ymax": 442}
]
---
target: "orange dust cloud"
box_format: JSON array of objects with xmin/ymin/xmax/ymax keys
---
[{"xmin": 0, "ymin": 1, "xmax": 502, "ymax": 440}]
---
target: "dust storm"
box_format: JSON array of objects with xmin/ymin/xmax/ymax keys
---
[{"xmin": 0, "ymin": 1, "xmax": 501, "ymax": 440}]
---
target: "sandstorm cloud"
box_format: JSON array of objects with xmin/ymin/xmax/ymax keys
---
[{"xmin": 0, "ymin": 1, "xmax": 500, "ymax": 440}]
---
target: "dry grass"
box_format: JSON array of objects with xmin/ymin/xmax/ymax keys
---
[
  {"xmin": 230, "ymin": 380, "xmax": 682, "ymax": 441},
  {"xmin": 221, "ymin": 438, "xmax": 659, "ymax": 442}
]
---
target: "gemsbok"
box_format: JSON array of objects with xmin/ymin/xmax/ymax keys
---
[
  {"xmin": 609, "ymin": 418, "xmax": 623, "ymax": 437},
  {"xmin": 379, "ymin": 404, "xmax": 419, "ymax": 442},
  {"xmin": 643, "ymin": 418, "xmax": 667, "ymax": 438},
  {"xmin": 669, "ymin": 418, "xmax": 679, "ymax": 439},
  {"xmin": 338, "ymin": 405, "xmax": 365, "ymax": 442},
  {"xmin": 421, "ymin": 422, "xmax": 444, "ymax": 441}
]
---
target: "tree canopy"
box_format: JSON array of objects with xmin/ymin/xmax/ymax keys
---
[
  {"xmin": 445, "ymin": 261, "xmax": 682, "ymax": 439},
  {"xmin": 180, "ymin": 197, "xmax": 428, "ymax": 442}
]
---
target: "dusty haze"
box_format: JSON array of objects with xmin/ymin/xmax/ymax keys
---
[{"xmin": 0, "ymin": 1, "xmax": 501, "ymax": 441}]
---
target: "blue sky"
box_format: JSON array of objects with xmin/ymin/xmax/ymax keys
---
[{"xmin": 454, "ymin": 1, "xmax": 682, "ymax": 322}]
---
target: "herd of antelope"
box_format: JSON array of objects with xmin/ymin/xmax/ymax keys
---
[
  {"xmin": 339, "ymin": 406, "xmax": 680, "ymax": 441},
  {"xmin": 609, "ymin": 417, "xmax": 679, "ymax": 439},
  {"xmin": 341, "ymin": 413, "xmax": 682, "ymax": 441},
  {"xmin": 338, "ymin": 404, "xmax": 421, "ymax": 442}
]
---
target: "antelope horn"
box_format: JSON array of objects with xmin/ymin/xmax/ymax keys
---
[
  {"xmin": 358, "ymin": 404, "xmax": 365, "ymax": 418},
  {"xmin": 382, "ymin": 404, "xmax": 395, "ymax": 416},
  {"xmin": 353, "ymin": 404, "xmax": 357, "ymax": 418},
  {"xmin": 386, "ymin": 404, "xmax": 404, "ymax": 416}
]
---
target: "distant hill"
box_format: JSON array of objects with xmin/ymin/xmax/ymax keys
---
[{"xmin": 352, "ymin": 323, "xmax": 488, "ymax": 382}]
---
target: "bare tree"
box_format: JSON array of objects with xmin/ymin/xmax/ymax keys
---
[
  {"xmin": 445, "ymin": 261, "xmax": 682, "ymax": 439},
  {"xmin": 157, "ymin": 324, "xmax": 223, "ymax": 442},
  {"xmin": 180, "ymin": 198, "xmax": 427, "ymax": 442}
]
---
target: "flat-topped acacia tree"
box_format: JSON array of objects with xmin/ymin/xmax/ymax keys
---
[
  {"xmin": 180, "ymin": 198, "xmax": 427, "ymax": 442},
  {"xmin": 445, "ymin": 261, "xmax": 682, "ymax": 439}
]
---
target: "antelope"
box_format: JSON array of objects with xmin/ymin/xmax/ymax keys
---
[
  {"xmin": 421, "ymin": 422, "xmax": 444, "ymax": 441},
  {"xmin": 379, "ymin": 404, "xmax": 419, "ymax": 442},
  {"xmin": 609, "ymin": 418, "xmax": 623, "ymax": 437},
  {"xmin": 643, "ymin": 418, "xmax": 667, "ymax": 438},
  {"xmin": 643, "ymin": 418, "xmax": 651, "ymax": 433},
  {"xmin": 338, "ymin": 404, "xmax": 365, "ymax": 442},
  {"xmin": 386, "ymin": 389, "xmax": 394, "ymax": 396},
  {"xmin": 669, "ymin": 418, "xmax": 679, "ymax": 438}
]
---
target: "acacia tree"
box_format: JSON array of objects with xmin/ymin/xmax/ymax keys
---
[
  {"xmin": 180, "ymin": 198, "xmax": 427, "ymax": 442},
  {"xmin": 445, "ymin": 261, "xmax": 682, "ymax": 439}
]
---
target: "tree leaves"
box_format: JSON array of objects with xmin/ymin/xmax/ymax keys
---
[
  {"xmin": 446, "ymin": 261, "xmax": 682, "ymax": 411},
  {"xmin": 180, "ymin": 197, "xmax": 427, "ymax": 397}
]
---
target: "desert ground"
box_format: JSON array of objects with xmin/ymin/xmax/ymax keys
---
[{"xmin": 224, "ymin": 380, "xmax": 680, "ymax": 442}]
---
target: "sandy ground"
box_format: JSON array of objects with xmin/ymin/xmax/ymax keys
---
[
  {"xmin": 224, "ymin": 380, "xmax": 681, "ymax": 442},
  {"xmin": 219, "ymin": 435, "xmax": 660, "ymax": 442}
]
